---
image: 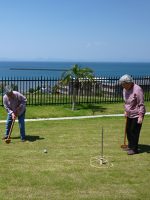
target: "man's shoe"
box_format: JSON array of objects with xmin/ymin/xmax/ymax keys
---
[
  {"xmin": 21, "ymin": 139, "xmax": 26, "ymax": 142},
  {"xmin": 2, "ymin": 136, "xmax": 9, "ymax": 140}
]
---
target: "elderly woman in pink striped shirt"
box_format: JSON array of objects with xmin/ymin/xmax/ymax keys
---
[{"xmin": 119, "ymin": 74, "xmax": 146, "ymax": 155}]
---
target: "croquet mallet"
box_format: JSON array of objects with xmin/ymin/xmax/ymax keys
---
[
  {"xmin": 5, "ymin": 119, "xmax": 15, "ymax": 144},
  {"xmin": 121, "ymin": 117, "xmax": 128, "ymax": 149}
]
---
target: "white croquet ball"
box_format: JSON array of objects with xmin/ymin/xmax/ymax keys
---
[{"xmin": 44, "ymin": 149, "xmax": 47, "ymax": 153}]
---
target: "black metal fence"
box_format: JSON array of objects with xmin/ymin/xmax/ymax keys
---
[{"xmin": 0, "ymin": 76, "xmax": 150, "ymax": 106}]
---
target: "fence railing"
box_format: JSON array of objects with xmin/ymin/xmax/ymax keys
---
[{"xmin": 0, "ymin": 76, "xmax": 150, "ymax": 106}]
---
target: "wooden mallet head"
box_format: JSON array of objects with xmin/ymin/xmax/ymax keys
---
[{"xmin": 5, "ymin": 138, "xmax": 11, "ymax": 144}]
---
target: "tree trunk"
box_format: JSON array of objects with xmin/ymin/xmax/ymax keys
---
[{"xmin": 72, "ymin": 87, "xmax": 76, "ymax": 111}]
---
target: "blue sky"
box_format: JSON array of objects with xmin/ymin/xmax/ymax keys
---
[{"xmin": 0, "ymin": 0, "xmax": 150, "ymax": 62}]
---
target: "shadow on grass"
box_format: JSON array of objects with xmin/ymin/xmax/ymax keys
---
[
  {"xmin": 138, "ymin": 144, "xmax": 150, "ymax": 153},
  {"xmin": 12, "ymin": 135, "xmax": 44, "ymax": 142},
  {"xmin": 83, "ymin": 104, "xmax": 107, "ymax": 114},
  {"xmin": 64, "ymin": 103, "xmax": 107, "ymax": 113}
]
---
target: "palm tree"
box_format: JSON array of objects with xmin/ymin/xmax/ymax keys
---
[{"xmin": 61, "ymin": 64, "xmax": 94, "ymax": 110}]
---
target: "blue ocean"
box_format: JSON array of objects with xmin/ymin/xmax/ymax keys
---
[{"xmin": 0, "ymin": 61, "xmax": 150, "ymax": 78}]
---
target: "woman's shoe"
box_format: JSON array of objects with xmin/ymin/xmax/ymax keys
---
[{"xmin": 127, "ymin": 149, "xmax": 138, "ymax": 155}]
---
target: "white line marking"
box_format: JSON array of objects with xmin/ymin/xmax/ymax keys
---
[{"xmin": 0, "ymin": 112, "xmax": 149, "ymax": 123}]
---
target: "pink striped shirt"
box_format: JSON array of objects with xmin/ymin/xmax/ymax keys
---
[{"xmin": 123, "ymin": 84, "xmax": 146, "ymax": 118}]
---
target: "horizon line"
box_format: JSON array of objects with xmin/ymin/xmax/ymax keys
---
[{"xmin": 0, "ymin": 60, "xmax": 150, "ymax": 63}]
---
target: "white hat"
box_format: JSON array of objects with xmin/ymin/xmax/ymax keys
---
[
  {"xmin": 119, "ymin": 74, "xmax": 133, "ymax": 85},
  {"xmin": 4, "ymin": 85, "xmax": 13, "ymax": 95}
]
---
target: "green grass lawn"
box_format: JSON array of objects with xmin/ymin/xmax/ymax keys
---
[{"xmin": 0, "ymin": 114, "xmax": 149, "ymax": 200}]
